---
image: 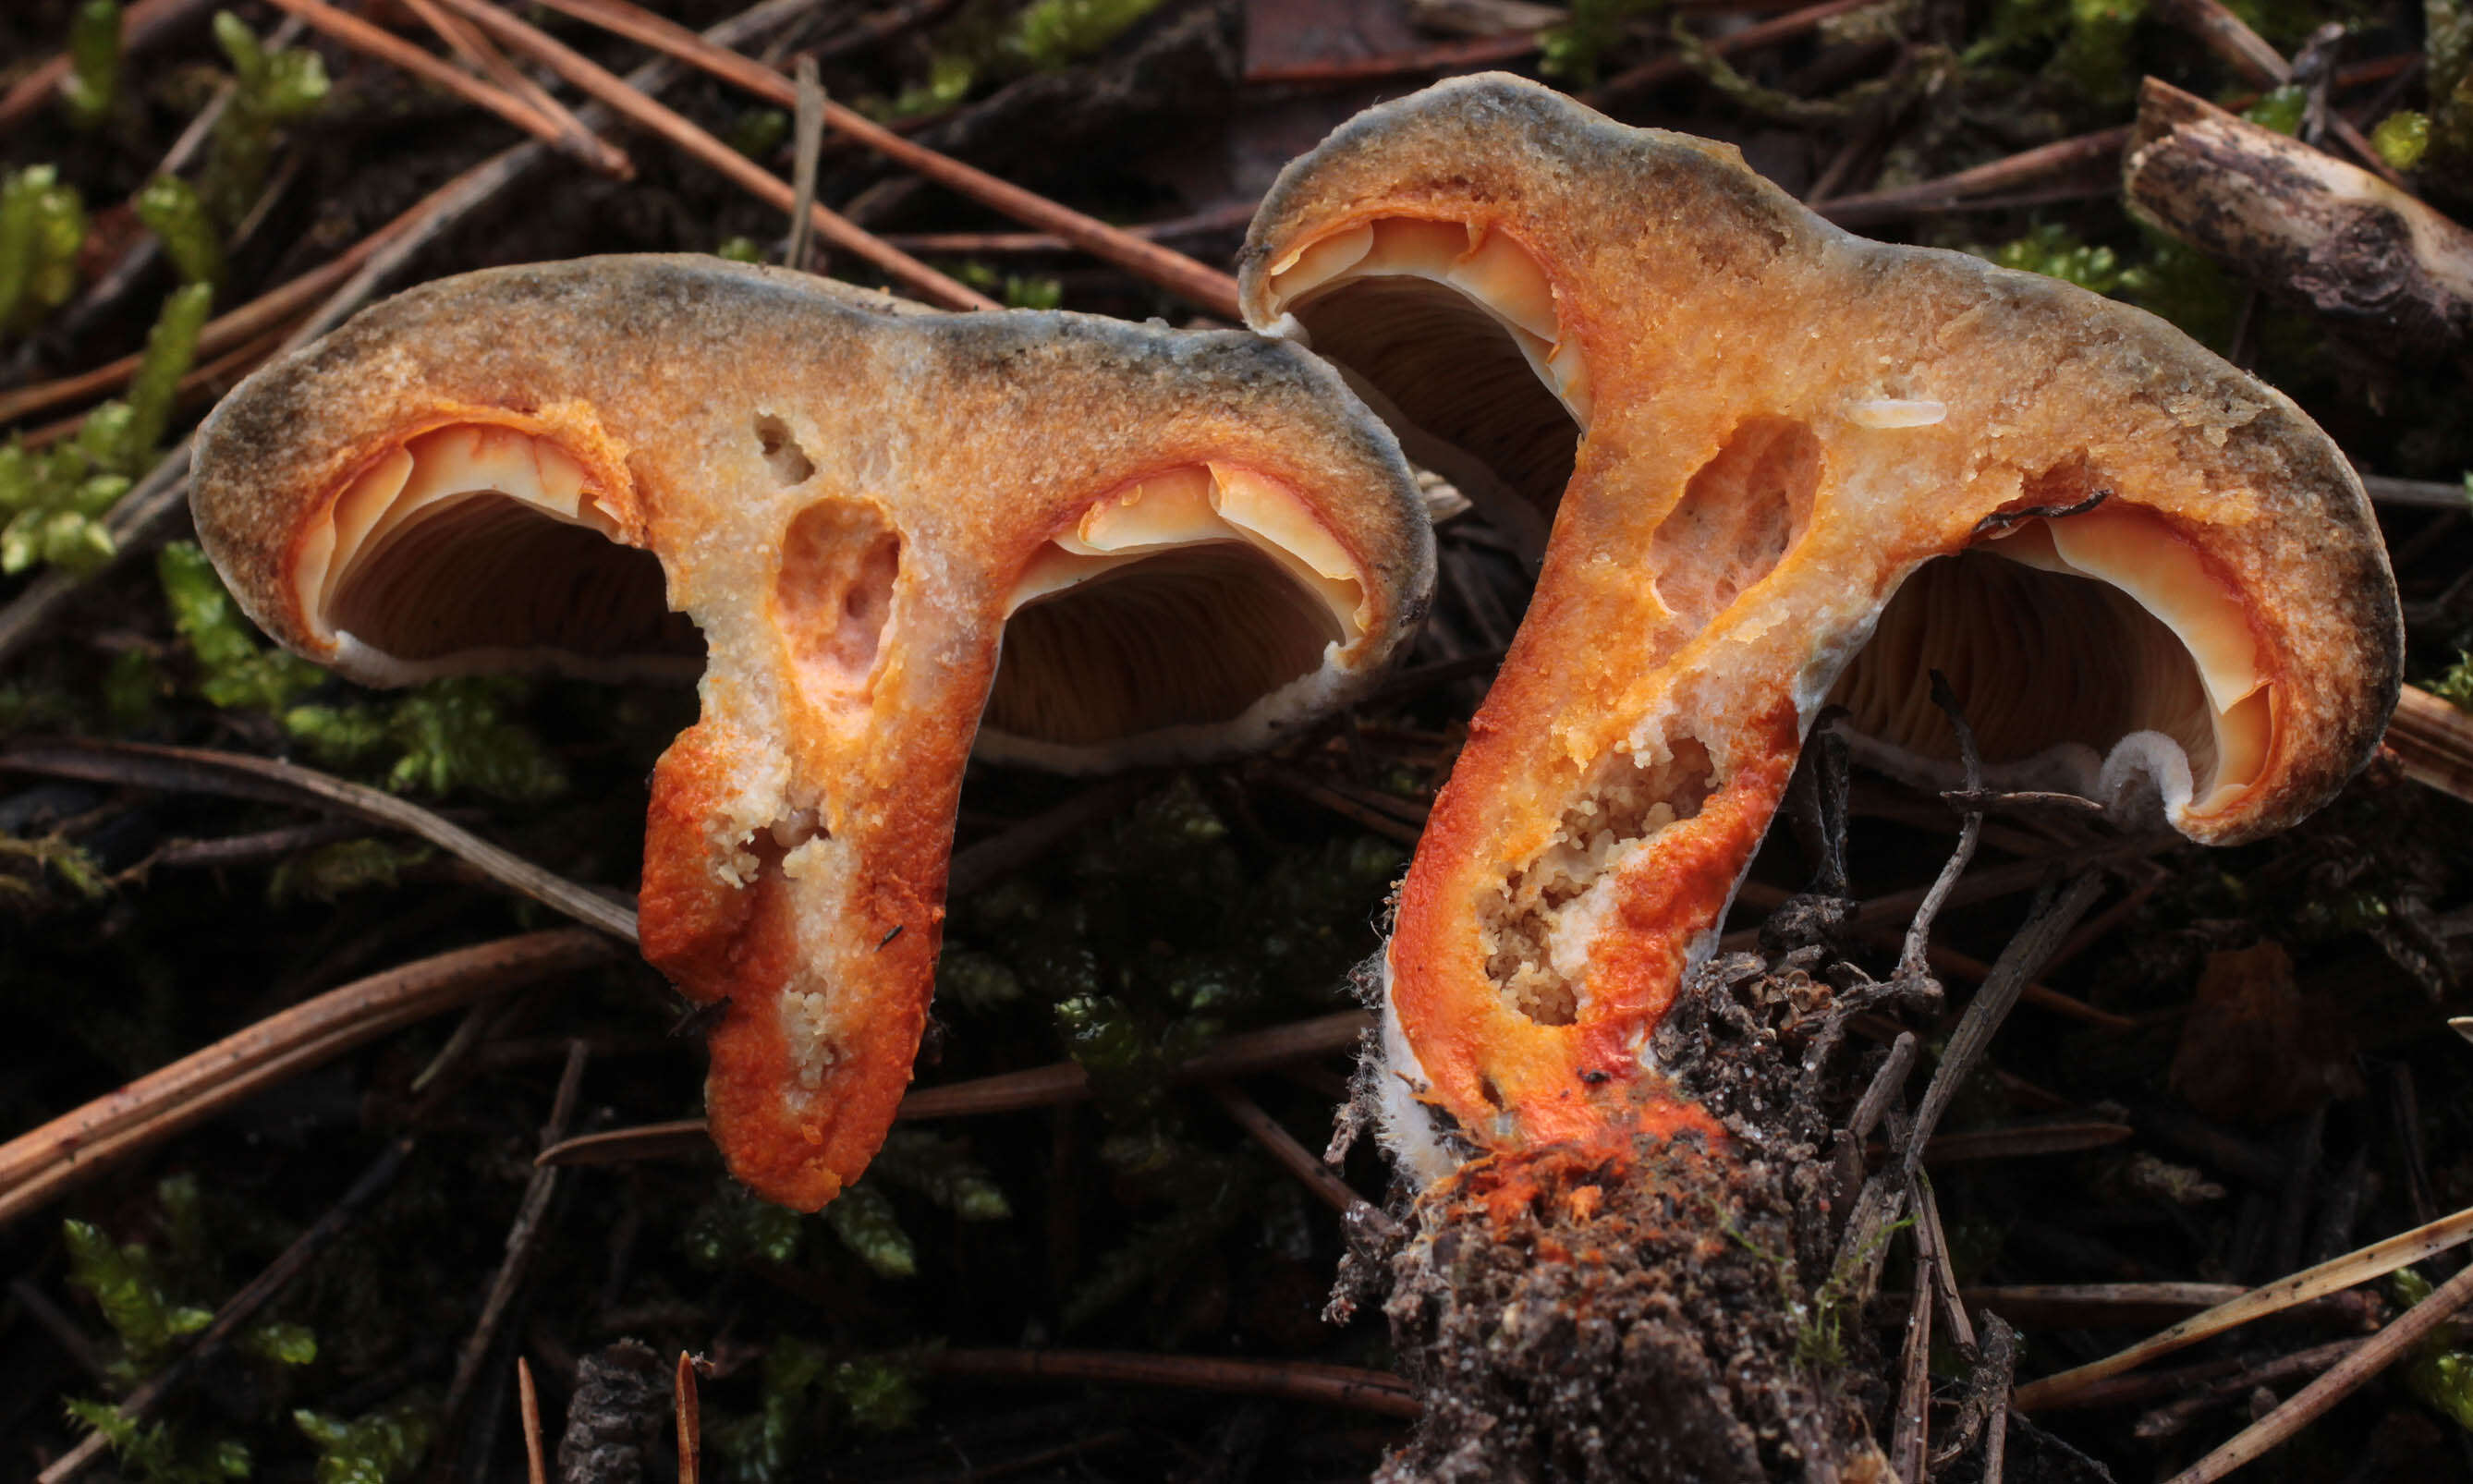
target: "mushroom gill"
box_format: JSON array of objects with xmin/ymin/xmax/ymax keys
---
[
  {"xmin": 982, "ymin": 463, "xmax": 1369, "ymax": 756},
  {"xmin": 303, "ymin": 422, "xmax": 700, "ymax": 682},
  {"xmin": 1833, "ymin": 502, "xmax": 2273, "ymax": 816},
  {"xmin": 1262, "ymin": 219, "xmax": 1588, "ymax": 551}
]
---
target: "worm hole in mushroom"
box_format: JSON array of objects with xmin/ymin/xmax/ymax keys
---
[
  {"xmin": 1480, "ymin": 733, "xmax": 1718, "ymax": 1026},
  {"xmin": 1649, "ymin": 416, "xmax": 1821, "ymax": 628},
  {"xmin": 774, "ymin": 497, "xmax": 902, "ymax": 717},
  {"xmin": 752, "ymin": 412, "xmax": 816, "ymax": 485},
  {"xmin": 1263, "ymin": 220, "xmax": 1586, "ymax": 550},
  {"xmin": 1829, "ymin": 462, "xmax": 2275, "ymax": 813},
  {"xmin": 984, "ymin": 464, "xmax": 1371, "ymax": 750},
  {"xmin": 307, "ymin": 422, "xmax": 700, "ymax": 682}
]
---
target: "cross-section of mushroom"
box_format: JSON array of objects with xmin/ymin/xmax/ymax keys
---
[
  {"xmin": 1242, "ymin": 75, "xmax": 2400, "ymax": 1480},
  {"xmin": 190, "ymin": 256, "xmax": 1431, "ymax": 1210}
]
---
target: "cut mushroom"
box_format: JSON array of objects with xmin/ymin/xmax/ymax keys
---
[
  {"xmin": 192, "ymin": 255, "xmax": 1432, "ymax": 1210},
  {"xmin": 1239, "ymin": 74, "xmax": 2401, "ymax": 1174}
]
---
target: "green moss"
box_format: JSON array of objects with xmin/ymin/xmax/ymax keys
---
[
  {"xmin": 2053, "ymin": 0, "xmax": 2143, "ymax": 104},
  {"xmin": 725, "ymin": 107, "xmax": 789, "ymax": 159},
  {"xmin": 164, "ymin": 543, "xmax": 567, "ymax": 802},
  {"xmin": 63, "ymin": 1218, "xmax": 214, "ymax": 1381},
  {"xmin": 2376, "ymin": 110, "xmax": 2432, "ymax": 171},
  {"xmin": 0, "ymin": 165, "xmax": 89, "ymax": 336},
  {"xmin": 310, "ymin": 677, "xmax": 567, "ymax": 801},
  {"xmin": 1541, "ymin": 0, "xmax": 1661, "ymax": 84},
  {"xmin": 2123, "ymin": 233, "xmax": 2245, "ymax": 349},
  {"xmin": 826, "ymin": 1354, "xmax": 927, "ymax": 1432},
  {"xmin": 268, "ymin": 839, "xmax": 432, "ymax": 905},
  {"xmin": 710, "ymin": 1337, "xmax": 831, "ymax": 1483},
  {"xmin": 2430, "ymin": 0, "xmax": 2473, "ymax": 182},
  {"xmin": 950, "ymin": 260, "xmax": 1063, "ymax": 309},
  {"xmin": 682, "ymin": 1180, "xmax": 806, "ymax": 1269},
  {"xmin": 934, "ymin": 946, "xmax": 1023, "ymax": 1009},
  {"xmin": 0, "ymin": 284, "xmax": 211, "ymax": 575},
  {"xmin": 1968, "ymin": 0, "xmax": 2146, "ymax": 108},
  {"xmin": 714, "ymin": 237, "xmax": 764, "ymax": 263},
  {"xmin": 61, "ymin": 0, "xmax": 124, "ymax": 130},
  {"xmin": 62, "ymin": 1402, "xmax": 250, "ymax": 1484},
  {"xmin": 1064, "ymin": 1142, "xmax": 1259, "ymax": 1331},
  {"xmin": 159, "ymin": 541, "xmax": 324, "ymax": 707},
  {"xmin": 293, "ymin": 1403, "xmax": 432, "ymax": 1484},
  {"xmin": 0, "ymin": 832, "xmax": 113, "ymax": 900},
  {"xmin": 2393, "ymin": 1268, "xmax": 2473, "ymax": 1430},
  {"xmin": 202, "ymin": 12, "xmax": 330, "ymax": 229},
  {"xmin": 822, "ymin": 1184, "xmax": 917, "ymax": 1279},
  {"xmin": 135, "ymin": 177, "xmax": 225, "ymax": 288},
  {"xmin": 61, "ymin": 1179, "xmax": 323, "ymax": 1394},
  {"xmin": 1967, "ymin": 224, "xmax": 2149, "ymax": 295},
  {"xmin": 1006, "ymin": 0, "xmax": 1164, "ymax": 68},
  {"xmin": 121, "ymin": 281, "xmax": 214, "ymax": 463},
  {"xmin": 2432, "ymin": 652, "xmax": 2473, "ymax": 712},
  {"xmin": 876, "ymin": 0, "xmax": 1163, "ymax": 117},
  {"xmin": 2243, "ymin": 84, "xmax": 2309, "ymax": 136},
  {"xmin": 870, "ymin": 1129, "xmax": 1012, "ymax": 1222}
]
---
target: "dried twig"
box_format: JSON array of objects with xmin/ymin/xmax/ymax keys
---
[
  {"xmin": 536, "ymin": 1010, "xmax": 1373, "ymax": 1166},
  {"xmin": 948, "ymin": 774, "xmax": 1157, "ymax": 896},
  {"xmin": 2126, "ymin": 79, "xmax": 2472, "ymax": 357},
  {"xmin": 1909, "ymin": 1169, "xmax": 1979, "ymax": 1351},
  {"xmin": 925, "ymin": 1348, "xmax": 1419, "ymax": 1418},
  {"xmin": 2385, "ymin": 683, "xmax": 2473, "ymax": 805},
  {"xmin": 0, "ymin": 738, "xmax": 640, "ymax": 940},
  {"xmin": 675, "ymin": 1353, "xmax": 702, "ymax": 1484},
  {"xmin": 1897, "ymin": 673, "xmax": 1985, "ymax": 981},
  {"xmin": 1906, "ymin": 871, "xmax": 2107, "ymax": 1167},
  {"xmin": 783, "ymin": 55, "xmax": 825, "ymax": 272},
  {"xmin": 2162, "ymin": 1259, "xmax": 2473, "ymax": 1482},
  {"xmin": 2133, "ymin": 1338, "xmax": 2366, "ymax": 1440},
  {"xmin": 1586, "ymin": 0, "xmax": 1886, "ymax": 104},
  {"xmin": 2053, "ymin": 1337, "xmax": 2363, "ymax": 1414},
  {"xmin": 0, "ymin": 931, "xmax": 612, "ymax": 1227},
  {"xmin": 518, "ymin": 1357, "xmax": 548, "ymax": 1484},
  {"xmin": 1205, "ymin": 1081, "xmax": 1395, "ymax": 1237},
  {"xmin": 1245, "ymin": 31, "xmax": 1539, "ymax": 86},
  {"xmin": 426, "ymin": 0, "xmax": 995, "ymax": 310},
  {"xmin": 1264, "ymin": 770, "xmax": 1426, "ymax": 845},
  {"xmin": 262, "ymin": 0, "xmax": 630, "ymax": 176},
  {"xmin": 514, "ymin": 0, "xmax": 1245, "ymax": 317},
  {"xmin": 1890, "ymin": 1250, "xmax": 1933, "ymax": 1481},
  {"xmin": 2017, "ymin": 1192, "xmax": 2473, "ymax": 1405},
  {"xmin": 1821, "ymin": 128, "xmax": 2134, "ymax": 226},
  {"xmin": 435, "ymin": 1041, "xmax": 591, "ymax": 1469},
  {"xmin": 398, "ymin": 0, "xmax": 632, "ymax": 176},
  {"xmin": 881, "ymin": 200, "xmax": 1258, "ymax": 256},
  {"xmin": 1914, "ymin": 1121, "xmax": 2132, "ymax": 1163},
  {"xmin": 2015, "ymin": 1197, "xmax": 2473, "ymax": 1409},
  {"xmin": 2150, "ymin": 0, "xmax": 2406, "ymax": 186}
]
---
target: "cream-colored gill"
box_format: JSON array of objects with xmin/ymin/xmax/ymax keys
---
[
  {"xmin": 1003, "ymin": 463, "xmax": 1369, "ymax": 642},
  {"xmin": 1982, "ymin": 505, "xmax": 2272, "ymax": 807},
  {"xmin": 294, "ymin": 423, "xmax": 616, "ymax": 640},
  {"xmin": 1265, "ymin": 219, "xmax": 1591, "ymax": 428}
]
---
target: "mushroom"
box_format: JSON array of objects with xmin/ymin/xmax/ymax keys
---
[
  {"xmin": 191, "ymin": 255, "xmax": 1432, "ymax": 1210},
  {"xmin": 1238, "ymin": 75, "xmax": 2400, "ymax": 1176}
]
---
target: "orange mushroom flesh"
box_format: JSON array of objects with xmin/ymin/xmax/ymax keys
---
[
  {"xmin": 193, "ymin": 256, "xmax": 1431, "ymax": 1210},
  {"xmin": 1239, "ymin": 76, "xmax": 2401, "ymax": 1184}
]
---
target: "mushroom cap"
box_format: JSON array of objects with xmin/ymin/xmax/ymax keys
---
[
  {"xmin": 192, "ymin": 256, "xmax": 1432, "ymax": 1207},
  {"xmin": 1236, "ymin": 76, "xmax": 2400, "ymax": 1170},
  {"xmin": 198, "ymin": 257, "xmax": 1431, "ymax": 772}
]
